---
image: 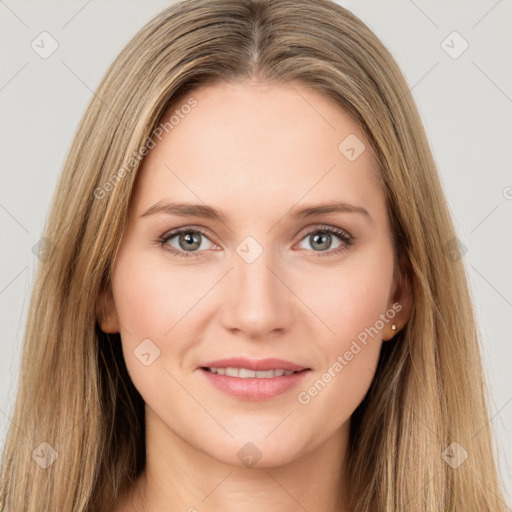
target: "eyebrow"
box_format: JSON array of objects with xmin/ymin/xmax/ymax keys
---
[{"xmin": 140, "ymin": 200, "xmax": 372, "ymax": 223}]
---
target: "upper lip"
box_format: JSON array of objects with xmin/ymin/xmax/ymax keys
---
[{"xmin": 199, "ymin": 357, "xmax": 309, "ymax": 372}]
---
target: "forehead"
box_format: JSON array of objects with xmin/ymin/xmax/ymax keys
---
[{"xmin": 130, "ymin": 80, "xmax": 385, "ymax": 226}]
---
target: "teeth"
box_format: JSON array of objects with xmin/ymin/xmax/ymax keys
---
[
  {"xmin": 238, "ymin": 368, "xmax": 256, "ymax": 378},
  {"xmin": 208, "ymin": 367, "xmax": 297, "ymax": 378},
  {"xmin": 225, "ymin": 367, "xmax": 238, "ymax": 377}
]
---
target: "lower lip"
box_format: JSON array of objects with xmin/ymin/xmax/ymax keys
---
[{"xmin": 199, "ymin": 368, "xmax": 310, "ymax": 400}]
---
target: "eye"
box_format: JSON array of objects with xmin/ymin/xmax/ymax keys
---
[
  {"xmin": 159, "ymin": 228, "xmax": 217, "ymax": 258},
  {"xmin": 158, "ymin": 224, "xmax": 354, "ymax": 259},
  {"xmin": 296, "ymin": 225, "xmax": 353, "ymax": 257}
]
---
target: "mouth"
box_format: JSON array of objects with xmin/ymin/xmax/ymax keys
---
[
  {"xmin": 197, "ymin": 358, "xmax": 311, "ymax": 400},
  {"xmin": 201, "ymin": 367, "xmax": 308, "ymax": 378}
]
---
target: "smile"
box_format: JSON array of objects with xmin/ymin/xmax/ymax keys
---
[
  {"xmin": 204, "ymin": 367, "xmax": 299, "ymax": 378},
  {"xmin": 199, "ymin": 366, "xmax": 310, "ymax": 400}
]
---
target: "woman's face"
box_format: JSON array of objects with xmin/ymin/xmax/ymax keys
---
[{"xmin": 103, "ymin": 80, "xmax": 410, "ymax": 468}]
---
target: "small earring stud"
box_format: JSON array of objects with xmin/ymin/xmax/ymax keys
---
[{"xmin": 391, "ymin": 324, "xmax": 397, "ymax": 332}]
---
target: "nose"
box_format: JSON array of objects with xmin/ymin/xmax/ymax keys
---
[{"xmin": 220, "ymin": 244, "xmax": 295, "ymax": 339}]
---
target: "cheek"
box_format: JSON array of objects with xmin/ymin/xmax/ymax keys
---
[
  {"xmin": 110, "ymin": 250, "xmax": 225, "ymax": 401},
  {"xmin": 301, "ymin": 246, "xmax": 394, "ymax": 344},
  {"xmin": 111, "ymin": 252, "xmax": 210, "ymax": 340},
  {"xmin": 110, "ymin": 253, "xmax": 205, "ymax": 403},
  {"xmin": 295, "ymin": 244, "xmax": 393, "ymax": 417},
  {"xmin": 305, "ymin": 275, "xmax": 388, "ymax": 378}
]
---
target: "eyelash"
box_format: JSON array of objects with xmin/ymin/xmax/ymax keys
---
[{"xmin": 157, "ymin": 225, "xmax": 354, "ymax": 260}]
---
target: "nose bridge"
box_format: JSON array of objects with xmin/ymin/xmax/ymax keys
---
[
  {"xmin": 236, "ymin": 245, "xmax": 277, "ymax": 298},
  {"xmin": 221, "ymin": 235, "xmax": 293, "ymax": 336}
]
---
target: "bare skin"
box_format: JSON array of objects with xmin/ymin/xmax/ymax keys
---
[{"xmin": 101, "ymin": 80, "xmax": 412, "ymax": 512}]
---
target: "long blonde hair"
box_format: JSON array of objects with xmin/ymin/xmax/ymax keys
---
[{"xmin": 1, "ymin": 0, "xmax": 508, "ymax": 510}]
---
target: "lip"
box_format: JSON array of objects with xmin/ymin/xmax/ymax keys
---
[
  {"xmin": 199, "ymin": 369, "xmax": 310, "ymax": 400},
  {"xmin": 199, "ymin": 357, "xmax": 308, "ymax": 372},
  {"xmin": 198, "ymin": 357, "xmax": 311, "ymax": 401}
]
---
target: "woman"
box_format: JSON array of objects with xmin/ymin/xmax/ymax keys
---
[{"xmin": 0, "ymin": 0, "xmax": 508, "ymax": 510}]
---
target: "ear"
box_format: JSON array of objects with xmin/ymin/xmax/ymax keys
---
[
  {"xmin": 382, "ymin": 253, "xmax": 413, "ymax": 341},
  {"xmin": 96, "ymin": 285, "xmax": 120, "ymax": 334}
]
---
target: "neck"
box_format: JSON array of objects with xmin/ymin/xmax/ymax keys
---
[{"xmin": 117, "ymin": 407, "xmax": 350, "ymax": 512}]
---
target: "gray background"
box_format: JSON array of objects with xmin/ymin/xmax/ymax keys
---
[{"xmin": 1, "ymin": 0, "xmax": 511, "ymax": 503}]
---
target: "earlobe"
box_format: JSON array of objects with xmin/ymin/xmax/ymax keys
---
[
  {"xmin": 383, "ymin": 254, "xmax": 413, "ymax": 341},
  {"xmin": 96, "ymin": 287, "xmax": 120, "ymax": 334},
  {"xmin": 383, "ymin": 322, "xmax": 399, "ymax": 342},
  {"xmin": 99, "ymin": 317, "xmax": 119, "ymax": 334}
]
